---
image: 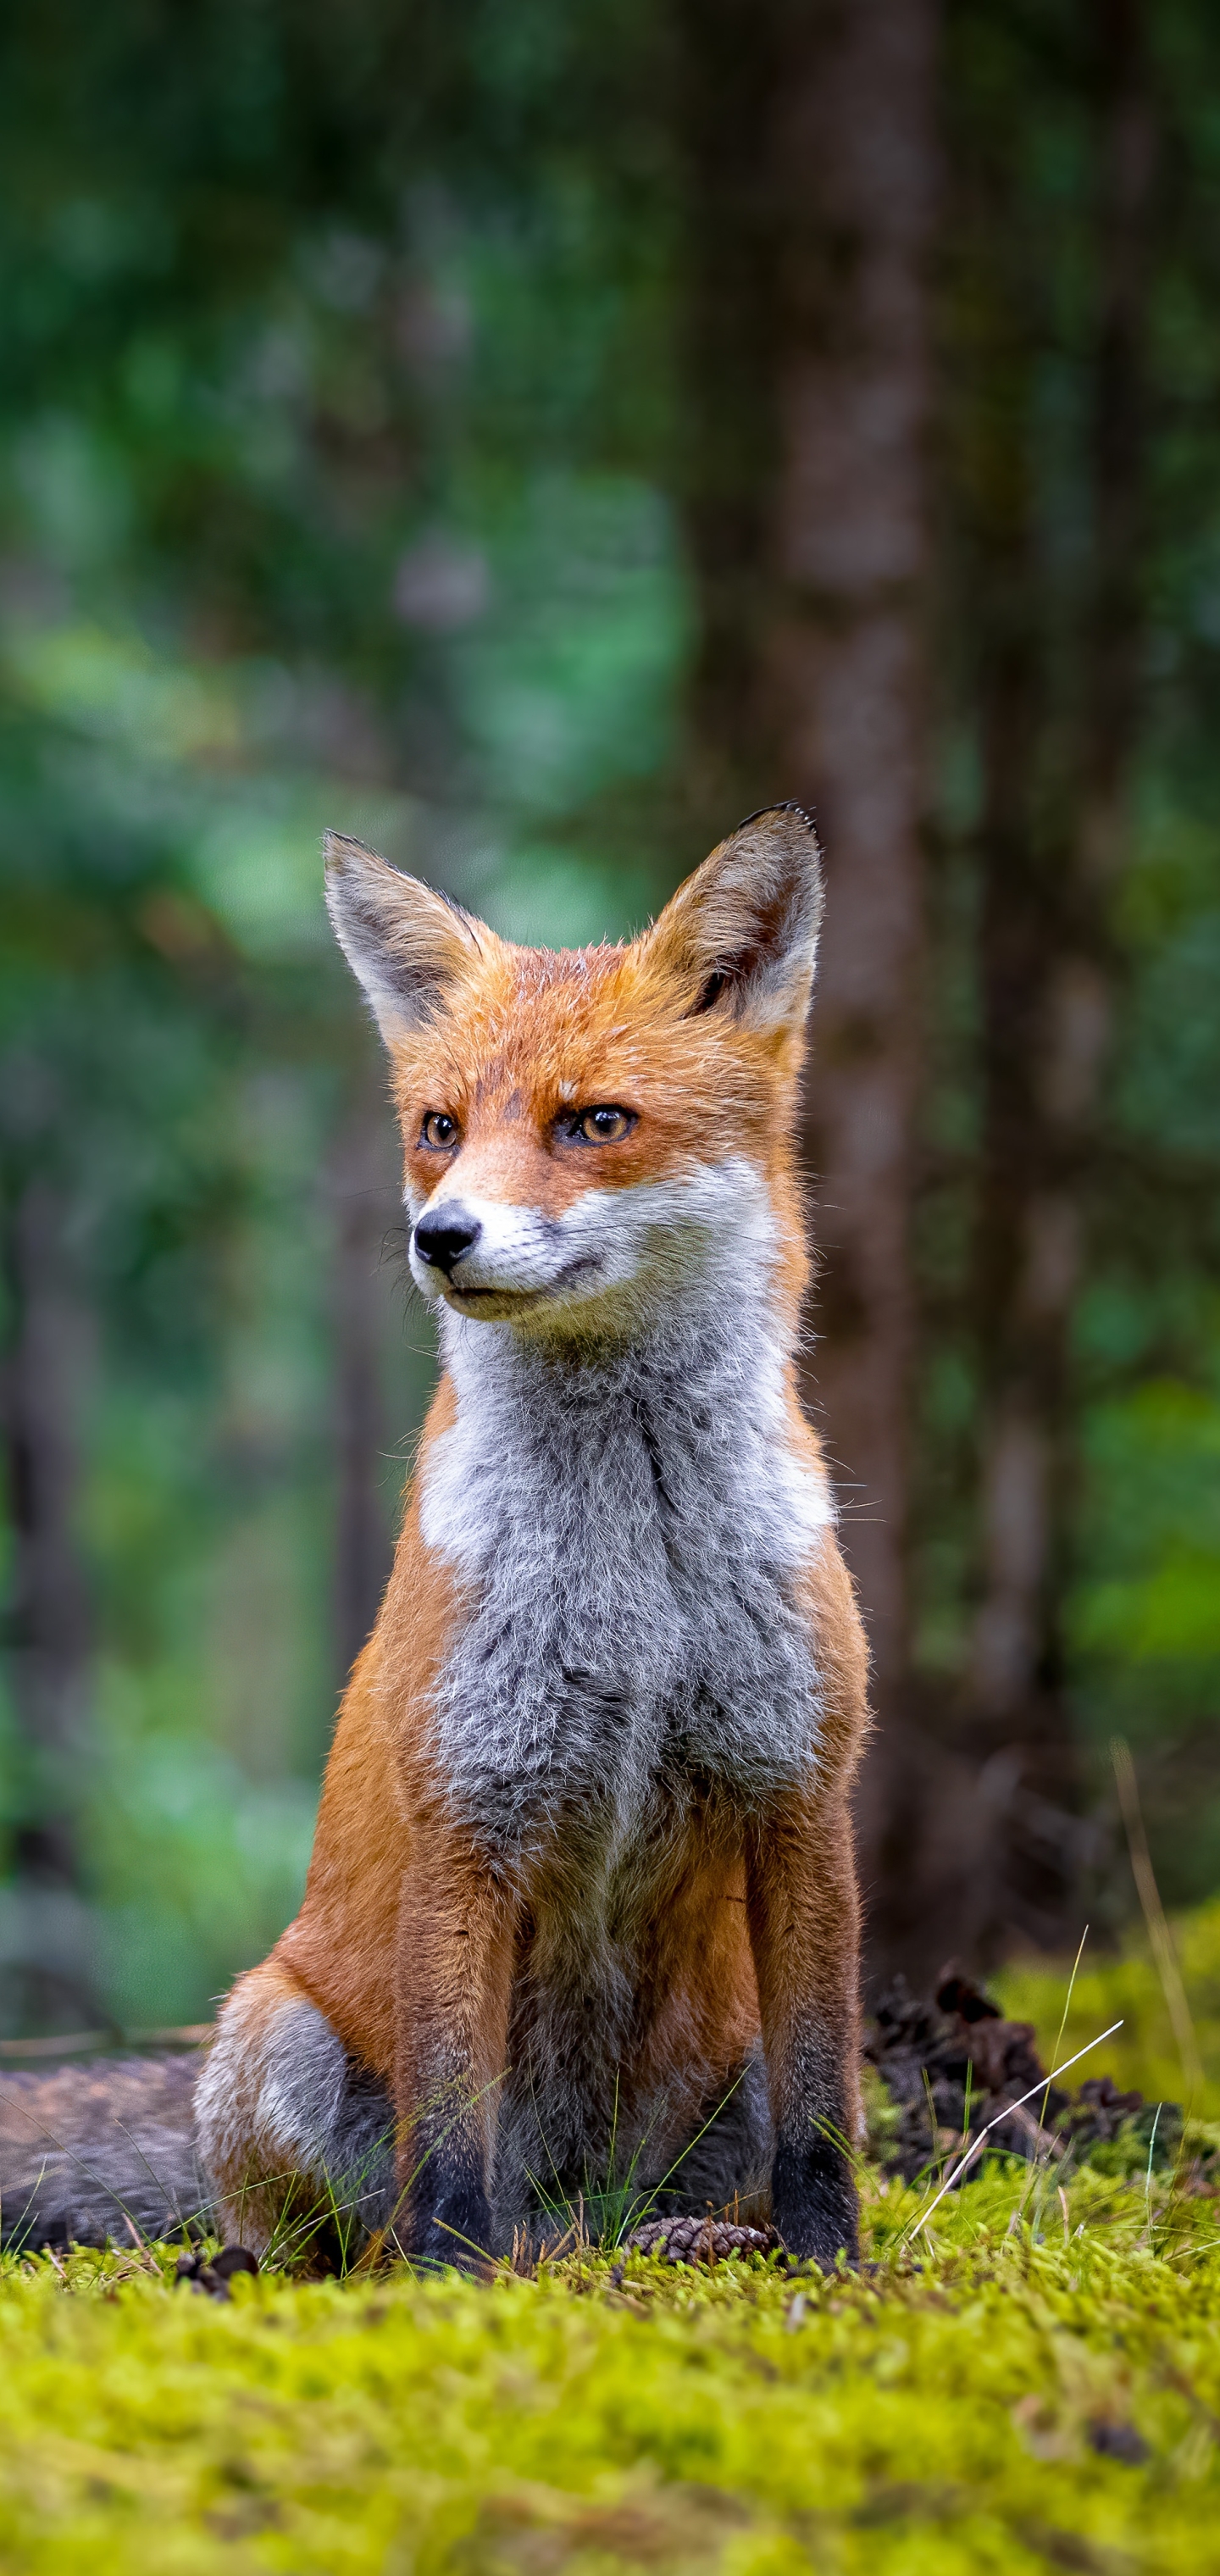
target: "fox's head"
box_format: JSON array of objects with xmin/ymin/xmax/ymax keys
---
[{"xmin": 325, "ymin": 807, "xmax": 822, "ymax": 1339}]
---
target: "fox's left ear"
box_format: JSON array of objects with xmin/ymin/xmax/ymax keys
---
[{"xmin": 639, "ymin": 804, "xmax": 824, "ymax": 1036}]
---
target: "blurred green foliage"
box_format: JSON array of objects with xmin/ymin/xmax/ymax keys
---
[
  {"xmin": 999, "ymin": 1891, "xmax": 1220, "ymax": 2118},
  {"xmin": 0, "ymin": 0, "xmax": 685, "ymax": 2032}
]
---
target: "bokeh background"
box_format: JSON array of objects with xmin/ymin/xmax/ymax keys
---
[{"xmin": 2, "ymin": 0, "xmax": 1218, "ymax": 2040}]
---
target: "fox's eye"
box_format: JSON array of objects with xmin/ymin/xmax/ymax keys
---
[
  {"xmin": 420, "ymin": 1111, "xmax": 459, "ymax": 1150},
  {"xmin": 574, "ymin": 1105, "xmax": 634, "ymax": 1146}
]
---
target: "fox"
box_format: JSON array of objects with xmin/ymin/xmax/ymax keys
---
[{"xmin": 194, "ymin": 803, "xmax": 870, "ymax": 2271}]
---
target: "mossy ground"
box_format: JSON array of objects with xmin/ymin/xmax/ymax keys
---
[
  {"xmin": 6, "ymin": 1925, "xmax": 1220, "ymax": 2576},
  {"xmin": 5, "ymin": 2162, "xmax": 1220, "ymax": 2573}
]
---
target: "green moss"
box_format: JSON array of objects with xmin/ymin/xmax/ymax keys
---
[{"xmin": 3, "ymin": 2159, "xmax": 1220, "ymax": 2572}]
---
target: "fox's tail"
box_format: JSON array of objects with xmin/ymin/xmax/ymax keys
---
[{"xmin": 0, "ymin": 2051, "xmax": 206, "ymax": 2251}]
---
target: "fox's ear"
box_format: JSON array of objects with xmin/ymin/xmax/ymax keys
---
[
  {"xmin": 324, "ymin": 833, "xmax": 485, "ymax": 1041},
  {"xmin": 640, "ymin": 805, "xmax": 824, "ymax": 1035}
]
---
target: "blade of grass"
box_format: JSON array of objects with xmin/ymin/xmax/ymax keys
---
[
  {"xmin": 615, "ymin": 2069, "xmax": 746, "ymax": 2245},
  {"xmin": 1039, "ymin": 1924, "xmax": 1090, "ymax": 2140},
  {"xmin": 1016, "ymin": 1921, "xmax": 1092, "ymax": 2244},
  {"xmin": 1145, "ymin": 2101, "xmax": 1163, "ymax": 2214},
  {"xmin": 1112, "ymin": 1735, "xmax": 1205, "ymax": 2102},
  {"xmin": 921, "ymin": 2069, "xmax": 945, "ymax": 2182}
]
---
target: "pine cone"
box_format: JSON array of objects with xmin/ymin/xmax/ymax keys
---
[{"xmin": 626, "ymin": 2215, "xmax": 779, "ymax": 2265}]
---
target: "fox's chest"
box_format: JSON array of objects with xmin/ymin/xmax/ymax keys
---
[{"xmin": 419, "ymin": 1327, "xmax": 832, "ymax": 1847}]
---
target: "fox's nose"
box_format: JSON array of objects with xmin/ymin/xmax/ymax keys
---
[{"xmin": 414, "ymin": 1208, "xmax": 482, "ymax": 1275}]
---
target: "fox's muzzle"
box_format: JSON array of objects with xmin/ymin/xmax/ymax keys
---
[{"xmin": 408, "ymin": 1160, "xmax": 772, "ymax": 1327}]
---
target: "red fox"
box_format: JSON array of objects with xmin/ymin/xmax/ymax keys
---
[{"xmin": 194, "ymin": 805, "xmax": 870, "ymax": 2268}]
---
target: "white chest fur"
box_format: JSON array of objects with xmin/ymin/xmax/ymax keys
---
[{"xmin": 419, "ymin": 1232, "xmax": 833, "ymax": 1852}]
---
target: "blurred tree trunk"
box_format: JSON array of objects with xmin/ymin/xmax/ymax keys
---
[
  {"xmin": 954, "ymin": 0, "xmax": 1154, "ymax": 1959},
  {"xmin": 1081, "ymin": 0, "xmax": 1154, "ymax": 879},
  {"xmin": 330, "ymin": 1068, "xmax": 400, "ymax": 1688},
  {"xmin": 0, "ymin": 1174, "xmax": 97, "ymax": 2029},
  {"xmin": 678, "ymin": 0, "xmax": 940, "ymax": 1979}
]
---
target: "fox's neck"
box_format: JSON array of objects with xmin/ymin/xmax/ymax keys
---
[{"xmin": 420, "ymin": 1216, "xmax": 828, "ymax": 1580}]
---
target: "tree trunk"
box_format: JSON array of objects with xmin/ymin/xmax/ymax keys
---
[
  {"xmin": 678, "ymin": 0, "xmax": 940, "ymax": 1981},
  {"xmin": 330, "ymin": 1067, "xmax": 402, "ymax": 1689},
  {"xmin": 953, "ymin": 0, "xmax": 1154, "ymax": 1961},
  {"xmin": 0, "ymin": 1176, "xmax": 98, "ymax": 2032}
]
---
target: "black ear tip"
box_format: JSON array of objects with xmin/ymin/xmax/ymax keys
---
[
  {"xmin": 732, "ymin": 802, "xmax": 818, "ymax": 838},
  {"xmin": 324, "ymin": 829, "xmax": 380, "ymax": 874}
]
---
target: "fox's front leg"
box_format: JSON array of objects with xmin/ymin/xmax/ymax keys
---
[
  {"xmin": 746, "ymin": 1789, "xmax": 862, "ymax": 2269},
  {"xmin": 396, "ymin": 1816, "xmax": 515, "ymax": 2269}
]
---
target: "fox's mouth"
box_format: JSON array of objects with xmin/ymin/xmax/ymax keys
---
[
  {"xmin": 440, "ymin": 1252, "xmax": 603, "ymax": 1317},
  {"xmin": 445, "ymin": 1285, "xmax": 546, "ymax": 1309}
]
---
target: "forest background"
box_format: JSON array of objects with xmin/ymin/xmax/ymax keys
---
[{"xmin": 1, "ymin": 0, "xmax": 1217, "ymax": 2042}]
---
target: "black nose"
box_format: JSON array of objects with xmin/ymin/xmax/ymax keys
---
[{"xmin": 414, "ymin": 1209, "xmax": 482, "ymax": 1275}]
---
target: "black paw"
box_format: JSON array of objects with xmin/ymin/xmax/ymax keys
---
[{"xmin": 772, "ymin": 2140, "xmax": 859, "ymax": 2272}]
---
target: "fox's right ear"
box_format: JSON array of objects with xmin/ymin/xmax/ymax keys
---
[{"xmin": 324, "ymin": 833, "xmax": 485, "ymax": 1042}]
